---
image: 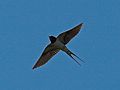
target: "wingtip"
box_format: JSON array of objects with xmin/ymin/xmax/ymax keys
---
[
  {"xmin": 32, "ymin": 67, "xmax": 35, "ymax": 70},
  {"xmin": 79, "ymin": 23, "xmax": 83, "ymax": 26},
  {"xmin": 75, "ymin": 23, "xmax": 83, "ymax": 29},
  {"xmin": 32, "ymin": 66, "xmax": 36, "ymax": 70},
  {"xmin": 75, "ymin": 23, "xmax": 83, "ymax": 28}
]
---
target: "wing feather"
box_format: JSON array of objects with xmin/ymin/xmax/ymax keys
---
[
  {"xmin": 57, "ymin": 23, "xmax": 83, "ymax": 45},
  {"xmin": 32, "ymin": 44, "xmax": 60, "ymax": 69}
]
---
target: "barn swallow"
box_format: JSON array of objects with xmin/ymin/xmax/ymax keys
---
[{"xmin": 32, "ymin": 23, "xmax": 84, "ymax": 69}]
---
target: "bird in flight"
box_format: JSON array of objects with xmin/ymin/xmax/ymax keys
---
[{"xmin": 32, "ymin": 23, "xmax": 84, "ymax": 69}]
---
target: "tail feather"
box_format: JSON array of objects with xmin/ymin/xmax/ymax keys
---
[
  {"xmin": 65, "ymin": 49, "xmax": 84, "ymax": 65},
  {"xmin": 71, "ymin": 52, "xmax": 85, "ymax": 63},
  {"xmin": 68, "ymin": 53, "xmax": 81, "ymax": 66}
]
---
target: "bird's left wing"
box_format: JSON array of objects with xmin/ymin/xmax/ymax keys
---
[{"xmin": 32, "ymin": 44, "xmax": 60, "ymax": 69}]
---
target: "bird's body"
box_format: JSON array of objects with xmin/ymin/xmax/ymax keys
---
[
  {"xmin": 54, "ymin": 39, "xmax": 66, "ymax": 50},
  {"xmin": 32, "ymin": 23, "xmax": 84, "ymax": 69}
]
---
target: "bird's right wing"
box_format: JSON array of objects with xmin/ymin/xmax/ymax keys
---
[
  {"xmin": 57, "ymin": 23, "xmax": 83, "ymax": 45},
  {"xmin": 32, "ymin": 44, "xmax": 60, "ymax": 69}
]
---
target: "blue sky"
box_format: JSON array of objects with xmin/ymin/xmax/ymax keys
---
[{"xmin": 0, "ymin": 0, "xmax": 120, "ymax": 90}]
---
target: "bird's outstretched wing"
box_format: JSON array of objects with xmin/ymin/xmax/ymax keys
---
[
  {"xmin": 32, "ymin": 44, "xmax": 60, "ymax": 69},
  {"xmin": 57, "ymin": 23, "xmax": 83, "ymax": 45}
]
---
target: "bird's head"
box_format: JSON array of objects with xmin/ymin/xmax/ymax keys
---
[{"xmin": 49, "ymin": 36, "xmax": 57, "ymax": 43}]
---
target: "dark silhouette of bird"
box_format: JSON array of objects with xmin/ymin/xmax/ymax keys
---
[{"xmin": 32, "ymin": 23, "xmax": 84, "ymax": 69}]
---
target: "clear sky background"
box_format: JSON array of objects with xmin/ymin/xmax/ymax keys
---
[{"xmin": 0, "ymin": 0, "xmax": 120, "ymax": 90}]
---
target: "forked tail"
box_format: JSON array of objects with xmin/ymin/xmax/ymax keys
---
[{"xmin": 65, "ymin": 49, "xmax": 85, "ymax": 65}]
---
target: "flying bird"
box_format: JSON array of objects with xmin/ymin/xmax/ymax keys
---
[{"xmin": 32, "ymin": 23, "xmax": 84, "ymax": 69}]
